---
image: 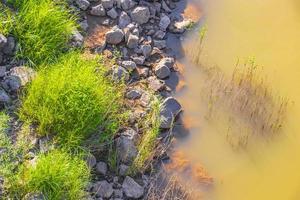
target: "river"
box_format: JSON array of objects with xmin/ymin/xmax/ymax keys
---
[{"xmin": 171, "ymin": 0, "xmax": 300, "ymax": 199}]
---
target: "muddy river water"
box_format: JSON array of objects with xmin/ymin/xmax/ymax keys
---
[{"xmin": 171, "ymin": 0, "xmax": 300, "ymax": 199}]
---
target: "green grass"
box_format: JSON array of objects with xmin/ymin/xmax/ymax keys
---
[
  {"xmin": 8, "ymin": 0, "xmax": 77, "ymax": 66},
  {"xmin": 131, "ymin": 97, "xmax": 161, "ymax": 172},
  {"xmin": 19, "ymin": 150, "xmax": 90, "ymax": 200},
  {"xmin": 20, "ymin": 52, "xmax": 125, "ymax": 147}
]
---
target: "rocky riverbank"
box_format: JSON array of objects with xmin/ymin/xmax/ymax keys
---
[{"xmin": 0, "ymin": 0, "xmax": 196, "ymax": 199}]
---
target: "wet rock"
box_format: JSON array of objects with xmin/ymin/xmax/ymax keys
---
[
  {"xmin": 0, "ymin": 34, "xmax": 7, "ymax": 49},
  {"xmin": 126, "ymin": 89, "xmax": 142, "ymax": 100},
  {"xmin": 122, "ymin": 176, "xmax": 144, "ymax": 199},
  {"xmin": 107, "ymin": 8, "xmax": 118, "ymax": 19},
  {"xmin": 75, "ymin": 0, "xmax": 90, "ymax": 10},
  {"xmin": 141, "ymin": 44, "xmax": 152, "ymax": 58},
  {"xmin": 10, "ymin": 66, "xmax": 36, "ymax": 86},
  {"xmin": 92, "ymin": 181, "xmax": 113, "ymax": 198},
  {"xmin": 85, "ymin": 154, "xmax": 97, "ymax": 168},
  {"xmin": 122, "ymin": 60, "xmax": 136, "ymax": 71},
  {"xmin": 0, "ymin": 88, "xmax": 10, "ymax": 105},
  {"xmin": 2, "ymin": 75, "xmax": 22, "ymax": 93},
  {"xmin": 119, "ymin": 164, "xmax": 129, "ymax": 176},
  {"xmin": 153, "ymin": 40, "xmax": 167, "ymax": 49},
  {"xmin": 159, "ymin": 14, "xmax": 171, "ymax": 31},
  {"xmin": 102, "ymin": 0, "xmax": 114, "ymax": 9},
  {"xmin": 90, "ymin": 4, "xmax": 106, "ymax": 16},
  {"xmin": 112, "ymin": 66, "xmax": 129, "ymax": 81},
  {"xmin": 116, "ymin": 136, "xmax": 137, "ymax": 164},
  {"xmin": 127, "ymin": 34, "xmax": 139, "ymax": 49},
  {"xmin": 105, "ymin": 26, "xmax": 124, "ymax": 44},
  {"xmin": 131, "ymin": 6, "xmax": 150, "ymax": 24},
  {"xmin": 96, "ymin": 161, "xmax": 108, "ymax": 175},
  {"xmin": 2, "ymin": 36, "xmax": 15, "ymax": 55},
  {"xmin": 119, "ymin": 11, "xmax": 131, "ymax": 29}
]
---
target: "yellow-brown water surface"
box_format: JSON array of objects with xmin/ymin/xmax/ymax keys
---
[{"xmin": 174, "ymin": 0, "xmax": 300, "ymax": 199}]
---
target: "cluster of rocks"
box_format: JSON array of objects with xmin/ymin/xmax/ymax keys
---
[{"xmin": 70, "ymin": 0, "xmax": 194, "ymax": 198}]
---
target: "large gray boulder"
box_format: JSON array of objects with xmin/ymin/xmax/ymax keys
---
[
  {"xmin": 105, "ymin": 26, "xmax": 124, "ymax": 45},
  {"xmin": 90, "ymin": 4, "xmax": 106, "ymax": 16},
  {"xmin": 116, "ymin": 136, "xmax": 137, "ymax": 164},
  {"xmin": 130, "ymin": 6, "xmax": 150, "ymax": 24},
  {"xmin": 92, "ymin": 181, "xmax": 113, "ymax": 198},
  {"xmin": 122, "ymin": 176, "xmax": 144, "ymax": 199}
]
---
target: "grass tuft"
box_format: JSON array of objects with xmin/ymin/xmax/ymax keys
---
[
  {"xmin": 9, "ymin": 0, "xmax": 77, "ymax": 66},
  {"xmin": 20, "ymin": 52, "xmax": 126, "ymax": 147}
]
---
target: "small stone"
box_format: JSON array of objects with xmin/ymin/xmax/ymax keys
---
[
  {"xmin": 131, "ymin": 6, "xmax": 150, "ymax": 24},
  {"xmin": 90, "ymin": 4, "xmax": 106, "ymax": 16},
  {"xmin": 127, "ymin": 34, "xmax": 139, "ymax": 49},
  {"xmin": 126, "ymin": 89, "xmax": 142, "ymax": 100},
  {"xmin": 122, "ymin": 60, "xmax": 136, "ymax": 71},
  {"xmin": 118, "ymin": 11, "xmax": 131, "ymax": 29},
  {"xmin": 141, "ymin": 44, "xmax": 152, "ymax": 58},
  {"xmin": 85, "ymin": 154, "xmax": 97, "ymax": 168},
  {"xmin": 92, "ymin": 181, "xmax": 113, "ymax": 198},
  {"xmin": 105, "ymin": 26, "xmax": 124, "ymax": 44},
  {"xmin": 112, "ymin": 66, "xmax": 129, "ymax": 81},
  {"xmin": 102, "ymin": 0, "xmax": 114, "ymax": 9},
  {"xmin": 159, "ymin": 14, "xmax": 171, "ymax": 31},
  {"xmin": 153, "ymin": 40, "xmax": 167, "ymax": 49},
  {"xmin": 107, "ymin": 8, "xmax": 118, "ymax": 19},
  {"xmin": 96, "ymin": 162, "xmax": 108, "ymax": 175},
  {"xmin": 118, "ymin": 164, "xmax": 129, "ymax": 176},
  {"xmin": 122, "ymin": 176, "xmax": 144, "ymax": 199},
  {"xmin": 0, "ymin": 34, "xmax": 7, "ymax": 48},
  {"xmin": 116, "ymin": 136, "xmax": 137, "ymax": 164},
  {"xmin": 75, "ymin": 0, "xmax": 90, "ymax": 10}
]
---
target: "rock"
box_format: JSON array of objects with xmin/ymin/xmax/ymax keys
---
[
  {"xmin": 153, "ymin": 30, "xmax": 166, "ymax": 39},
  {"xmin": 118, "ymin": 0, "xmax": 136, "ymax": 10},
  {"xmin": 127, "ymin": 34, "xmax": 139, "ymax": 49},
  {"xmin": 2, "ymin": 75, "xmax": 22, "ymax": 93},
  {"xmin": 9, "ymin": 66, "xmax": 36, "ymax": 86},
  {"xmin": 116, "ymin": 136, "xmax": 137, "ymax": 164},
  {"xmin": 95, "ymin": 161, "xmax": 108, "ymax": 175},
  {"xmin": 102, "ymin": 0, "xmax": 114, "ymax": 9},
  {"xmin": 0, "ymin": 34, "xmax": 7, "ymax": 49},
  {"xmin": 160, "ymin": 97, "xmax": 182, "ymax": 128},
  {"xmin": 153, "ymin": 40, "xmax": 167, "ymax": 49},
  {"xmin": 131, "ymin": 6, "xmax": 150, "ymax": 24},
  {"xmin": 92, "ymin": 181, "xmax": 113, "ymax": 198},
  {"xmin": 2, "ymin": 36, "xmax": 15, "ymax": 55},
  {"xmin": 105, "ymin": 26, "xmax": 124, "ymax": 44},
  {"xmin": 132, "ymin": 56, "xmax": 145, "ymax": 65},
  {"xmin": 23, "ymin": 193, "xmax": 45, "ymax": 200},
  {"xmin": 75, "ymin": 0, "xmax": 90, "ymax": 10},
  {"xmin": 0, "ymin": 88, "xmax": 10, "ymax": 105},
  {"xmin": 159, "ymin": 14, "xmax": 171, "ymax": 31},
  {"xmin": 85, "ymin": 154, "xmax": 97, "ymax": 168},
  {"xmin": 107, "ymin": 8, "xmax": 118, "ymax": 19},
  {"xmin": 141, "ymin": 44, "xmax": 152, "ymax": 58},
  {"xmin": 122, "ymin": 176, "xmax": 144, "ymax": 199},
  {"xmin": 126, "ymin": 89, "xmax": 142, "ymax": 100},
  {"xmin": 154, "ymin": 64, "xmax": 170, "ymax": 79},
  {"xmin": 112, "ymin": 66, "xmax": 129, "ymax": 81},
  {"xmin": 118, "ymin": 164, "xmax": 129, "ymax": 176},
  {"xmin": 118, "ymin": 11, "xmax": 131, "ymax": 29},
  {"xmin": 90, "ymin": 4, "xmax": 106, "ymax": 16},
  {"xmin": 122, "ymin": 60, "xmax": 136, "ymax": 71}
]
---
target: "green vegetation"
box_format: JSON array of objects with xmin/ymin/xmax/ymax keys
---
[
  {"xmin": 20, "ymin": 52, "xmax": 125, "ymax": 146},
  {"xmin": 18, "ymin": 150, "xmax": 90, "ymax": 200},
  {"xmin": 131, "ymin": 97, "xmax": 161, "ymax": 172},
  {"xmin": 7, "ymin": 0, "xmax": 76, "ymax": 66}
]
